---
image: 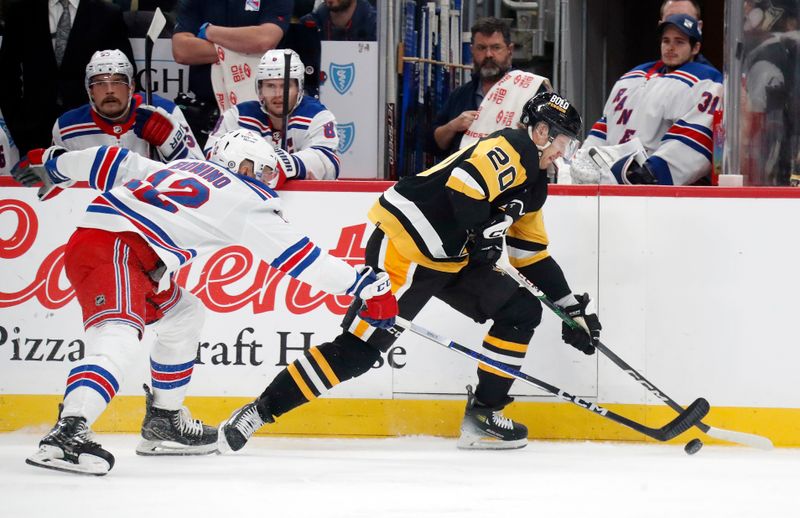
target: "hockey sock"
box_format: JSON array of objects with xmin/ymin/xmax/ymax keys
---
[
  {"xmin": 61, "ymin": 324, "xmax": 140, "ymax": 425},
  {"xmin": 149, "ymin": 291, "xmax": 203, "ymax": 410},
  {"xmin": 259, "ymin": 332, "xmax": 381, "ymax": 418}
]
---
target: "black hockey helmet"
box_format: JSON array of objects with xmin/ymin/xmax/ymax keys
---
[{"xmin": 520, "ymin": 91, "xmax": 582, "ymax": 139}]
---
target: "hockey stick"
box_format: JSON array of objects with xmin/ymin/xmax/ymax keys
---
[
  {"xmin": 495, "ymin": 254, "xmax": 774, "ymax": 450},
  {"xmin": 145, "ymin": 8, "xmax": 167, "ymax": 160},
  {"xmin": 395, "ymin": 317, "xmax": 708, "ymax": 442},
  {"xmin": 280, "ymin": 49, "xmax": 292, "ymax": 151}
]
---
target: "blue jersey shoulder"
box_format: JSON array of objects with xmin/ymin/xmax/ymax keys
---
[
  {"xmin": 293, "ymin": 96, "xmax": 330, "ymax": 118},
  {"xmin": 678, "ymin": 61, "xmax": 723, "ymax": 84},
  {"xmin": 235, "ymin": 100, "xmax": 266, "ymax": 119},
  {"xmin": 57, "ymin": 104, "xmax": 94, "ymax": 127}
]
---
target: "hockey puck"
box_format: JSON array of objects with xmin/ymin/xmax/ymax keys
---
[{"xmin": 684, "ymin": 438, "xmax": 703, "ymax": 455}]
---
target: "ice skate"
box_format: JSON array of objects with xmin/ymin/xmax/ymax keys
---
[
  {"xmin": 136, "ymin": 384, "xmax": 218, "ymax": 456},
  {"xmin": 218, "ymin": 399, "xmax": 274, "ymax": 453},
  {"xmin": 457, "ymin": 386, "xmax": 528, "ymax": 450},
  {"xmin": 26, "ymin": 408, "xmax": 114, "ymax": 476}
]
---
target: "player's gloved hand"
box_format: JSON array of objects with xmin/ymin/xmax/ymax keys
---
[
  {"xmin": 11, "ymin": 146, "xmax": 67, "ymax": 186},
  {"xmin": 469, "ymin": 214, "xmax": 513, "ymax": 265},
  {"xmin": 268, "ymin": 148, "xmax": 299, "ymax": 189},
  {"xmin": 348, "ymin": 266, "xmax": 398, "ymax": 329},
  {"xmin": 133, "ymin": 105, "xmax": 188, "ymax": 160},
  {"xmin": 624, "ymin": 160, "xmax": 658, "ymax": 185},
  {"xmin": 559, "ymin": 293, "xmax": 601, "ymax": 355}
]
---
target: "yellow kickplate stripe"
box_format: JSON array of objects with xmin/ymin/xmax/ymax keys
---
[
  {"xmin": 287, "ymin": 363, "xmax": 316, "ymax": 402},
  {"xmin": 309, "ymin": 347, "xmax": 340, "ymax": 386},
  {"xmin": 2, "ymin": 394, "xmax": 797, "ymax": 447}
]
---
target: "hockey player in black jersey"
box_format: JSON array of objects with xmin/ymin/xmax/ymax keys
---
[{"xmin": 219, "ymin": 92, "xmax": 602, "ymax": 451}]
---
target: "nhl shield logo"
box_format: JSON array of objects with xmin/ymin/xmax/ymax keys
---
[
  {"xmin": 330, "ymin": 63, "xmax": 355, "ymax": 95},
  {"xmin": 337, "ymin": 122, "xmax": 355, "ymax": 153}
]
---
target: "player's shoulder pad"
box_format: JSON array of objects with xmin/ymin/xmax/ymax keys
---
[
  {"xmin": 496, "ymin": 128, "xmax": 540, "ymax": 170},
  {"xmin": 149, "ymin": 93, "xmax": 178, "ymax": 112},
  {"xmin": 679, "ymin": 61, "xmax": 723, "ymax": 84},
  {"xmin": 234, "ymin": 100, "xmax": 264, "ymax": 118},
  {"xmin": 57, "ymin": 104, "xmax": 94, "ymax": 127},
  {"xmin": 293, "ymin": 96, "xmax": 332, "ymax": 118}
]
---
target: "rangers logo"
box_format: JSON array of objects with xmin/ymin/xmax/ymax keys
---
[
  {"xmin": 329, "ymin": 63, "xmax": 355, "ymax": 95},
  {"xmin": 337, "ymin": 122, "xmax": 355, "ymax": 153}
]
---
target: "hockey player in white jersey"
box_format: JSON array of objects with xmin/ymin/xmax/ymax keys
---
[
  {"xmin": 52, "ymin": 49, "xmax": 203, "ymax": 163},
  {"xmin": 577, "ymin": 14, "xmax": 722, "ymax": 185},
  {"xmin": 11, "ymin": 129, "xmax": 398, "ymax": 476},
  {"xmin": 205, "ymin": 49, "xmax": 340, "ymax": 187}
]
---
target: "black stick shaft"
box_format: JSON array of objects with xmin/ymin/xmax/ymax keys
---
[{"xmin": 281, "ymin": 49, "xmax": 292, "ymax": 151}]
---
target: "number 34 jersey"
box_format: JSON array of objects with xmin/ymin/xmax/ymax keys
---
[
  {"xmin": 369, "ymin": 128, "xmax": 552, "ymax": 273},
  {"xmin": 43, "ymin": 146, "xmax": 358, "ymax": 295}
]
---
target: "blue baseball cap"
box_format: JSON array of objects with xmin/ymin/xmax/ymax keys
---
[{"xmin": 658, "ymin": 14, "xmax": 702, "ymax": 43}]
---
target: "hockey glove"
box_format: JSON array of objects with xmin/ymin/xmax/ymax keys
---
[
  {"xmin": 560, "ymin": 293, "xmax": 601, "ymax": 355},
  {"xmin": 348, "ymin": 266, "xmax": 398, "ymax": 329},
  {"xmin": 12, "ymin": 146, "xmax": 68, "ymax": 200},
  {"xmin": 267, "ymin": 148, "xmax": 300, "ymax": 189},
  {"xmin": 624, "ymin": 161, "xmax": 658, "ymax": 185},
  {"xmin": 133, "ymin": 105, "xmax": 189, "ymax": 161},
  {"xmin": 469, "ymin": 214, "xmax": 513, "ymax": 265}
]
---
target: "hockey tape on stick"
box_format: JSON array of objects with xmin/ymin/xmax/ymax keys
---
[
  {"xmin": 395, "ymin": 316, "xmax": 709, "ymax": 442},
  {"xmin": 281, "ymin": 49, "xmax": 292, "ymax": 151},
  {"xmin": 145, "ymin": 8, "xmax": 167, "ymax": 160},
  {"xmin": 495, "ymin": 247, "xmax": 773, "ymax": 450}
]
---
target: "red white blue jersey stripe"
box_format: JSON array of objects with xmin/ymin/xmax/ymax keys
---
[
  {"xmin": 89, "ymin": 146, "xmax": 130, "ymax": 191},
  {"xmin": 150, "ymin": 358, "xmax": 194, "ymax": 390},
  {"xmin": 65, "ymin": 364, "xmax": 120, "ymax": 403},
  {"xmin": 270, "ymin": 237, "xmax": 322, "ymax": 277}
]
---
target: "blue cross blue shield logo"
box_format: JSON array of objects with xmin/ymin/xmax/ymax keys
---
[
  {"xmin": 330, "ymin": 63, "xmax": 355, "ymax": 95},
  {"xmin": 337, "ymin": 123, "xmax": 355, "ymax": 153}
]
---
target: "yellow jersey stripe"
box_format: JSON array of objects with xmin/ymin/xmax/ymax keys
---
[
  {"xmin": 309, "ymin": 346, "xmax": 341, "ymax": 386},
  {"xmin": 288, "ymin": 363, "xmax": 317, "ymax": 401}
]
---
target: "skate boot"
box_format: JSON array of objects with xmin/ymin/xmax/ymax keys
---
[
  {"xmin": 136, "ymin": 384, "xmax": 218, "ymax": 456},
  {"xmin": 26, "ymin": 406, "xmax": 114, "ymax": 476},
  {"xmin": 218, "ymin": 398, "xmax": 274, "ymax": 453},
  {"xmin": 457, "ymin": 385, "xmax": 528, "ymax": 450}
]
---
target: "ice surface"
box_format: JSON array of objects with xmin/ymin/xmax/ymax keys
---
[{"xmin": 0, "ymin": 431, "xmax": 796, "ymax": 518}]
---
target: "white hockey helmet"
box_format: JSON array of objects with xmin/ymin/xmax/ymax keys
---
[
  {"xmin": 209, "ymin": 129, "xmax": 278, "ymax": 178},
  {"xmin": 256, "ymin": 49, "xmax": 305, "ymax": 112},
  {"xmin": 85, "ymin": 49, "xmax": 134, "ymax": 119}
]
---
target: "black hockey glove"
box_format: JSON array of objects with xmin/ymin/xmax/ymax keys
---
[
  {"xmin": 560, "ymin": 293, "xmax": 601, "ymax": 355},
  {"xmin": 469, "ymin": 214, "xmax": 512, "ymax": 265},
  {"xmin": 624, "ymin": 161, "xmax": 658, "ymax": 185}
]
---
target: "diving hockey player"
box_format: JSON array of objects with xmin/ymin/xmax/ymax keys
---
[
  {"xmin": 576, "ymin": 14, "xmax": 722, "ymax": 185},
  {"xmin": 11, "ymin": 129, "xmax": 398, "ymax": 475},
  {"xmin": 218, "ymin": 92, "xmax": 601, "ymax": 452},
  {"xmin": 205, "ymin": 49, "xmax": 340, "ymax": 187},
  {"xmin": 52, "ymin": 49, "xmax": 203, "ymax": 162}
]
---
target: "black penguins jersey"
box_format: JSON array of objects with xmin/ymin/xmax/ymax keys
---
[{"xmin": 368, "ymin": 128, "xmax": 553, "ymax": 273}]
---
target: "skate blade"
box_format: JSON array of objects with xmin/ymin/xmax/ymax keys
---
[
  {"xmin": 135, "ymin": 439, "xmax": 219, "ymax": 456},
  {"xmin": 456, "ymin": 434, "xmax": 528, "ymax": 450},
  {"xmin": 26, "ymin": 446, "xmax": 111, "ymax": 476}
]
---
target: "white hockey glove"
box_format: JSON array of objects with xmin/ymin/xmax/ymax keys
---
[
  {"xmin": 11, "ymin": 146, "xmax": 69, "ymax": 200},
  {"xmin": 268, "ymin": 148, "xmax": 299, "ymax": 189},
  {"xmin": 347, "ymin": 266, "xmax": 399, "ymax": 329},
  {"xmin": 133, "ymin": 104, "xmax": 190, "ymax": 161}
]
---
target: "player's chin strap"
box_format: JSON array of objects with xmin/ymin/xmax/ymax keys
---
[{"xmin": 494, "ymin": 241, "xmax": 773, "ymax": 450}]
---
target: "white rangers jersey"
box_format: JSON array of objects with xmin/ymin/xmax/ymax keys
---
[
  {"xmin": 582, "ymin": 60, "xmax": 722, "ymax": 185},
  {"xmin": 52, "ymin": 93, "xmax": 203, "ymax": 163},
  {"xmin": 205, "ymin": 97, "xmax": 341, "ymax": 180},
  {"xmin": 42, "ymin": 146, "xmax": 358, "ymax": 295}
]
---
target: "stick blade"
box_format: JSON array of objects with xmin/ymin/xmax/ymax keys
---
[
  {"xmin": 656, "ymin": 397, "xmax": 710, "ymax": 441},
  {"xmin": 146, "ymin": 7, "xmax": 167, "ymax": 42},
  {"xmin": 704, "ymin": 426, "xmax": 774, "ymax": 450}
]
